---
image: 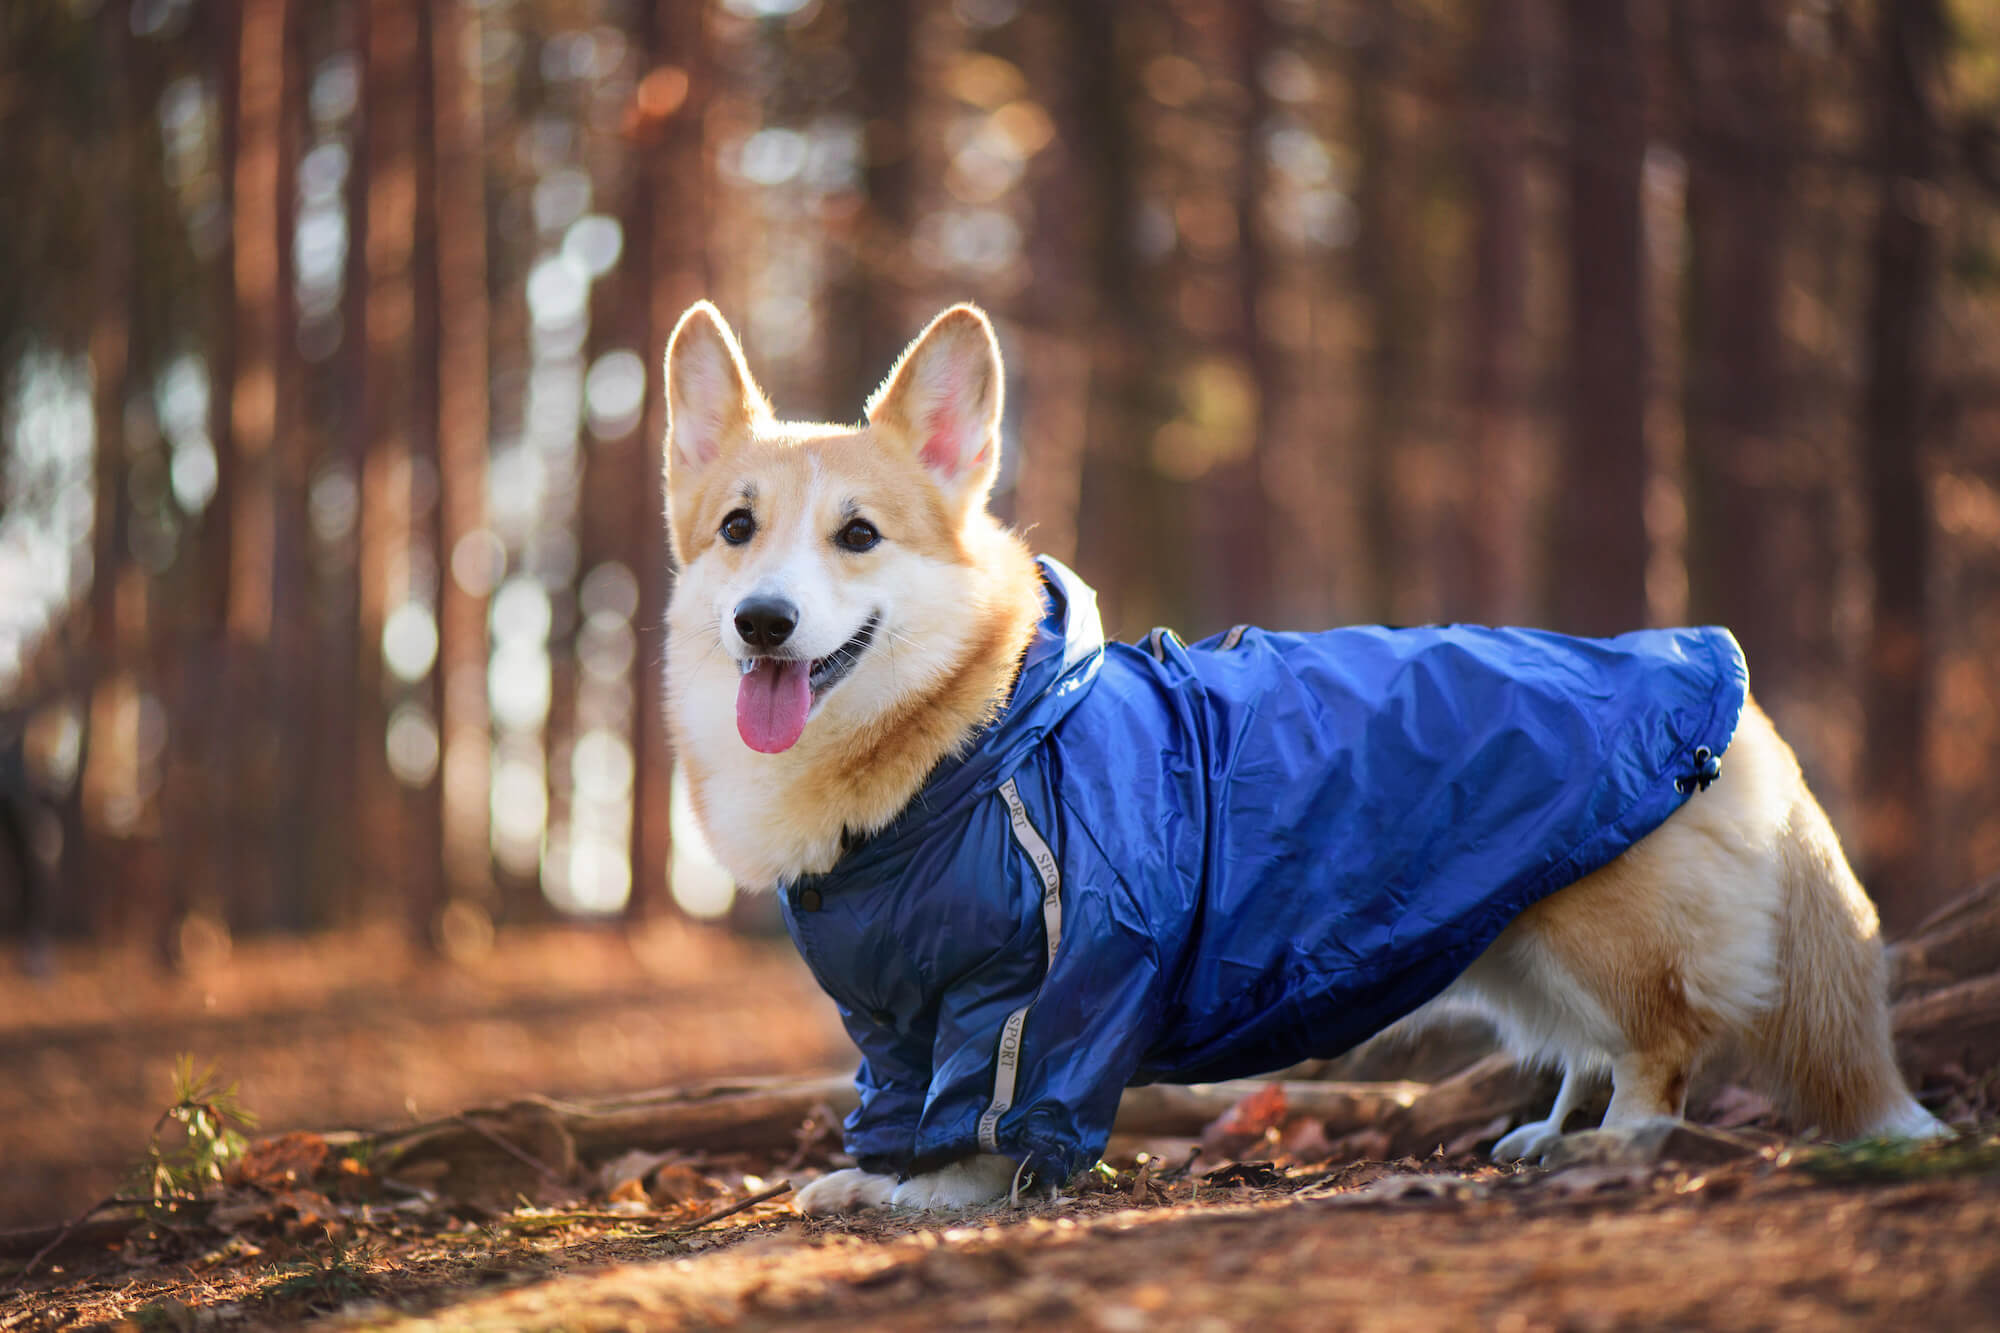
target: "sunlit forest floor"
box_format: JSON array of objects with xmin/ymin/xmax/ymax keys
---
[
  {"xmin": 8, "ymin": 1134, "xmax": 2000, "ymax": 1331},
  {"xmin": 0, "ymin": 921, "xmax": 851, "ymax": 1232},
  {"xmin": 3, "ymin": 921, "xmax": 1998, "ymax": 1329}
]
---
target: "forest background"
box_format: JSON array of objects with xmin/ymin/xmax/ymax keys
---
[{"xmin": 2, "ymin": 0, "xmax": 1997, "ymax": 971}]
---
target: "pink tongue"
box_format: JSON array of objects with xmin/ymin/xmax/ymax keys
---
[{"xmin": 736, "ymin": 659, "xmax": 813, "ymax": 753}]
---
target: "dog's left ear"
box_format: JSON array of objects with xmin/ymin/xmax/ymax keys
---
[{"xmin": 866, "ymin": 304, "xmax": 1003, "ymax": 511}]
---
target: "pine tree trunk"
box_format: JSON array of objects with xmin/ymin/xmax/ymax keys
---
[
  {"xmin": 359, "ymin": 0, "xmax": 424, "ymax": 937},
  {"xmin": 160, "ymin": 0, "xmax": 247, "ymax": 962},
  {"xmin": 1062, "ymin": 3, "xmax": 1182, "ymax": 634},
  {"xmin": 1681, "ymin": 0, "xmax": 1820, "ymax": 725},
  {"xmin": 1192, "ymin": 0, "xmax": 1276, "ymax": 631},
  {"xmin": 314, "ymin": 0, "xmax": 373, "ymax": 931},
  {"xmin": 1552, "ymin": 0, "xmax": 1651, "ymax": 636},
  {"xmin": 431, "ymin": 0, "xmax": 494, "ymax": 920},
  {"xmin": 624, "ymin": 0, "xmax": 710, "ymax": 922},
  {"xmin": 1460, "ymin": 0, "xmax": 1532, "ymax": 625},
  {"xmin": 265, "ymin": 0, "xmax": 313, "ymax": 931},
  {"xmin": 403, "ymin": 0, "xmax": 446, "ymax": 948},
  {"xmin": 1860, "ymin": 0, "xmax": 1945, "ymax": 932},
  {"xmin": 79, "ymin": 0, "xmax": 137, "ymax": 941},
  {"xmin": 222, "ymin": 0, "xmax": 293, "ymax": 932},
  {"xmin": 822, "ymin": 0, "xmax": 916, "ymax": 419},
  {"xmin": 994, "ymin": 0, "xmax": 1089, "ymax": 566},
  {"xmin": 1350, "ymin": 0, "xmax": 1416, "ymax": 625}
]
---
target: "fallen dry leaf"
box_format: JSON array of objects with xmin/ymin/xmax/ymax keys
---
[
  {"xmin": 1202, "ymin": 1083, "xmax": 1289, "ymax": 1158},
  {"xmin": 596, "ymin": 1149, "xmax": 673, "ymax": 1197},
  {"xmin": 649, "ymin": 1161, "xmax": 729, "ymax": 1207},
  {"xmin": 226, "ymin": 1132, "xmax": 331, "ymax": 1191}
]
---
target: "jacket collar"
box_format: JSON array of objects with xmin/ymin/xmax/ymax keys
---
[{"xmin": 798, "ymin": 557, "xmax": 1105, "ymax": 886}]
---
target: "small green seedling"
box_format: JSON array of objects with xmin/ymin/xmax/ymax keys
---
[{"xmin": 134, "ymin": 1054, "xmax": 260, "ymax": 1206}]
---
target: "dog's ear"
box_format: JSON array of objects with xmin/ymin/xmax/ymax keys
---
[
  {"xmin": 866, "ymin": 304, "xmax": 1003, "ymax": 511},
  {"xmin": 663, "ymin": 302, "xmax": 766, "ymax": 481}
]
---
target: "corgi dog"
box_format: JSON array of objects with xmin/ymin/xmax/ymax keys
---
[{"xmin": 661, "ymin": 300, "xmax": 1944, "ymax": 1215}]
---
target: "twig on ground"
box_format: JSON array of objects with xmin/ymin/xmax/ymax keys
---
[
  {"xmin": 499, "ymin": 1180, "xmax": 794, "ymax": 1236},
  {"xmin": 7, "ymin": 1195, "xmax": 122, "ymax": 1289},
  {"xmin": 673, "ymin": 1179, "xmax": 793, "ymax": 1232},
  {"xmin": 450, "ymin": 1115, "xmax": 567, "ymax": 1183}
]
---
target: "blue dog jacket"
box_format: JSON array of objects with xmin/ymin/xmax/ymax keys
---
[{"xmin": 780, "ymin": 559, "xmax": 1748, "ymax": 1183}]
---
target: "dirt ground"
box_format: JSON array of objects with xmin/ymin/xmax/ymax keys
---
[
  {"xmin": 325, "ymin": 1169, "xmax": 2000, "ymax": 1333},
  {"xmin": 4, "ymin": 925, "xmax": 1997, "ymax": 1332},
  {"xmin": 0, "ymin": 921, "xmax": 851, "ymax": 1232},
  {"xmin": 5, "ymin": 1142, "xmax": 1999, "ymax": 1331}
]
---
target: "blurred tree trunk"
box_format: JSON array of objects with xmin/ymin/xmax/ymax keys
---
[
  {"xmin": 403, "ymin": 0, "xmax": 446, "ymax": 948},
  {"xmin": 623, "ymin": 0, "xmax": 710, "ymax": 922},
  {"xmin": 576, "ymin": 100, "xmax": 638, "ymax": 918},
  {"xmin": 1681, "ymin": 0, "xmax": 1821, "ymax": 725},
  {"xmin": 1460, "ymin": 0, "xmax": 1532, "ymax": 625},
  {"xmin": 315, "ymin": 0, "xmax": 372, "ymax": 931},
  {"xmin": 217, "ymin": 0, "xmax": 294, "ymax": 932},
  {"xmin": 266, "ymin": 0, "xmax": 313, "ymax": 931},
  {"xmin": 431, "ymin": 0, "xmax": 493, "ymax": 924},
  {"xmin": 1064, "ymin": 2, "xmax": 1182, "ymax": 634},
  {"xmin": 1008, "ymin": 0, "xmax": 1095, "ymax": 568},
  {"xmin": 1861, "ymin": 0, "xmax": 1945, "ymax": 932},
  {"xmin": 823, "ymin": 0, "xmax": 915, "ymax": 416},
  {"xmin": 1551, "ymin": 0, "xmax": 1651, "ymax": 635},
  {"xmin": 159, "ymin": 0, "xmax": 244, "ymax": 963},
  {"xmin": 1350, "ymin": 0, "xmax": 1418, "ymax": 624},
  {"xmin": 1193, "ymin": 0, "xmax": 1277, "ymax": 630},
  {"xmin": 360, "ymin": 0, "xmax": 427, "ymax": 942},
  {"xmin": 78, "ymin": 1, "xmax": 136, "ymax": 941}
]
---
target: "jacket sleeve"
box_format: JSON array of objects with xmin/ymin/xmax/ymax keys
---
[
  {"xmin": 836, "ymin": 999, "xmax": 935, "ymax": 1176},
  {"xmin": 908, "ymin": 789, "xmax": 1165, "ymax": 1185}
]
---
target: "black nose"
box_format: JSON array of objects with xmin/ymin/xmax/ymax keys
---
[{"xmin": 733, "ymin": 596, "xmax": 798, "ymax": 650}]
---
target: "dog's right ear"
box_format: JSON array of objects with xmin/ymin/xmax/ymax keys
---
[
  {"xmin": 865, "ymin": 304, "xmax": 1004, "ymax": 515},
  {"xmin": 663, "ymin": 302, "xmax": 765, "ymax": 481}
]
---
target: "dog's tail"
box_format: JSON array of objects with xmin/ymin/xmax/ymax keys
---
[{"xmin": 1748, "ymin": 780, "xmax": 1944, "ymax": 1139}]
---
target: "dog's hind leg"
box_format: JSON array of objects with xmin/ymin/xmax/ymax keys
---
[
  {"xmin": 1470, "ymin": 698, "xmax": 1945, "ymax": 1157},
  {"xmin": 1491, "ymin": 1063, "xmax": 1599, "ymax": 1162},
  {"xmin": 1738, "ymin": 727, "xmax": 1948, "ymax": 1141},
  {"xmin": 1601, "ymin": 1046, "xmax": 1696, "ymax": 1128}
]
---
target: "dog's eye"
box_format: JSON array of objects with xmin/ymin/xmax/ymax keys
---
[
  {"xmin": 720, "ymin": 509, "xmax": 755, "ymax": 545},
  {"xmin": 835, "ymin": 518, "xmax": 880, "ymax": 553}
]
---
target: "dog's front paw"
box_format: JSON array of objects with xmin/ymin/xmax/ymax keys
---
[
  {"xmin": 888, "ymin": 1153, "xmax": 1018, "ymax": 1211},
  {"xmin": 795, "ymin": 1167, "xmax": 898, "ymax": 1215},
  {"xmin": 1491, "ymin": 1118, "xmax": 1564, "ymax": 1164}
]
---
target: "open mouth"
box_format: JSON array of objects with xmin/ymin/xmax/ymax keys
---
[
  {"xmin": 810, "ymin": 613, "xmax": 879, "ymax": 696},
  {"xmin": 734, "ymin": 613, "xmax": 880, "ymax": 754}
]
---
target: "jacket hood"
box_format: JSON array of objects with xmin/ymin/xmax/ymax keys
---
[{"xmin": 808, "ymin": 556, "xmax": 1104, "ymax": 882}]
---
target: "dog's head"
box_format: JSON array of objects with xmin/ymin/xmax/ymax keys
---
[{"xmin": 663, "ymin": 302, "xmax": 1013, "ymax": 758}]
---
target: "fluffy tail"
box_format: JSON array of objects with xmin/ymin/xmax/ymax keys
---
[{"xmin": 1751, "ymin": 788, "xmax": 1943, "ymax": 1139}]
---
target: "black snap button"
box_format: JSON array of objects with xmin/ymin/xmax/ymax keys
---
[
  {"xmin": 798, "ymin": 887, "xmax": 823, "ymax": 912},
  {"xmin": 868, "ymin": 1007, "xmax": 894, "ymax": 1027}
]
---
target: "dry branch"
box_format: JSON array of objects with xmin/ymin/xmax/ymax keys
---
[
  {"xmin": 1892, "ymin": 972, "xmax": 2000, "ymax": 1081},
  {"xmin": 1112, "ymin": 1080, "xmax": 1426, "ymax": 1137},
  {"xmin": 1383, "ymin": 1053, "xmax": 1563, "ymax": 1159},
  {"xmin": 0, "ymin": 1215, "xmax": 150, "ymax": 1265},
  {"xmin": 1888, "ymin": 875, "xmax": 2000, "ymax": 1000},
  {"xmin": 340, "ymin": 1074, "xmax": 1433, "ymax": 1191}
]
